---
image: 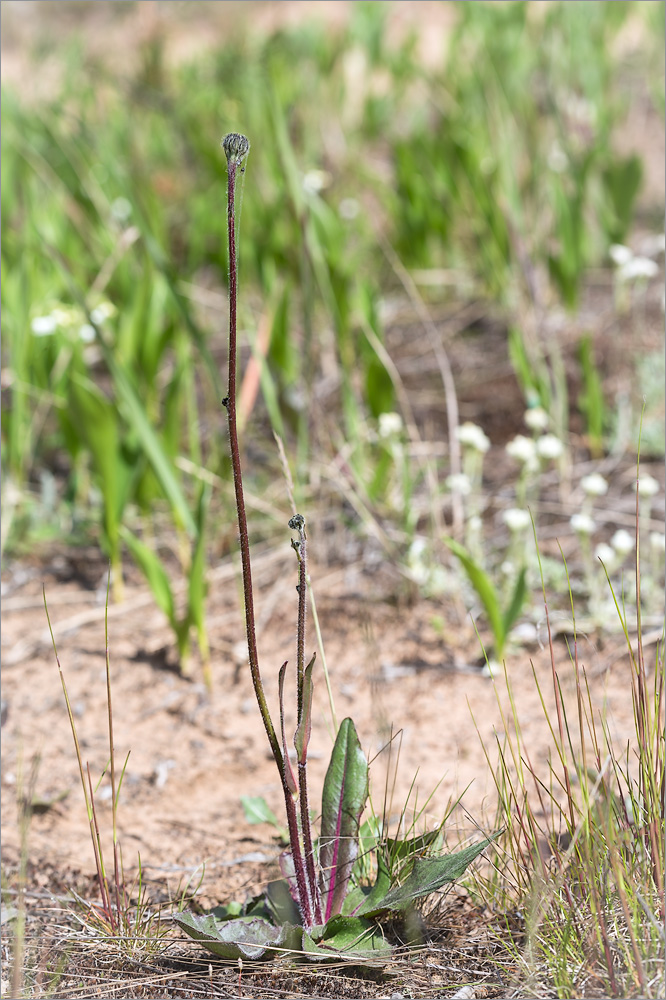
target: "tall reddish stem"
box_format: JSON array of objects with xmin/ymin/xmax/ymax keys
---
[
  {"xmin": 223, "ymin": 134, "xmax": 281, "ymax": 767},
  {"xmin": 222, "ymin": 133, "xmax": 313, "ymax": 927}
]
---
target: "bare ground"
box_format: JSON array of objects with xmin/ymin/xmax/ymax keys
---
[{"xmin": 1, "ymin": 465, "xmax": 662, "ymax": 998}]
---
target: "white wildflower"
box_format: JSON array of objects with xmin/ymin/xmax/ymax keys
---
[
  {"xmin": 31, "ymin": 315, "xmax": 58, "ymax": 337},
  {"xmin": 500, "ymin": 560, "xmax": 515, "ymax": 576},
  {"xmin": 524, "ymin": 407, "xmax": 549, "ymax": 431},
  {"xmin": 456, "ymin": 421, "xmax": 490, "ymax": 453},
  {"xmin": 611, "ymin": 529, "xmax": 634, "ymax": 555},
  {"xmin": 536, "ymin": 434, "xmax": 564, "ymax": 460},
  {"xmin": 594, "ymin": 543, "xmax": 615, "ymax": 565},
  {"xmin": 581, "ymin": 473, "xmax": 609, "ymax": 497},
  {"xmin": 445, "ymin": 473, "xmax": 472, "ymax": 496},
  {"xmin": 409, "ymin": 563, "xmax": 430, "ymax": 587},
  {"xmin": 502, "ymin": 508, "xmax": 531, "ymax": 532},
  {"xmin": 91, "ymin": 302, "xmax": 115, "ymax": 324},
  {"xmin": 571, "ymin": 513, "xmax": 596, "ymax": 535},
  {"xmin": 407, "ymin": 537, "xmax": 428, "ymax": 585},
  {"xmin": 638, "ymin": 475, "xmax": 660, "ymax": 498},
  {"xmin": 609, "ymin": 243, "xmax": 632, "ymax": 267},
  {"xmin": 110, "ymin": 196, "xmax": 132, "ymax": 222},
  {"xmin": 482, "ymin": 659, "xmax": 501, "ymax": 679},
  {"xmin": 78, "ymin": 324, "xmax": 96, "ymax": 343},
  {"xmin": 409, "ymin": 563, "xmax": 429, "ymax": 586},
  {"xmin": 302, "ymin": 169, "xmax": 331, "ymax": 195},
  {"xmin": 618, "ymin": 256, "xmax": 659, "ymax": 282},
  {"xmin": 467, "ymin": 515, "xmax": 482, "ymax": 534},
  {"xmin": 50, "ymin": 306, "xmax": 76, "ymax": 327},
  {"xmin": 506, "ymin": 434, "xmax": 537, "ymax": 465},
  {"xmin": 378, "ymin": 412, "xmax": 402, "ymax": 439},
  {"xmin": 408, "ymin": 537, "xmax": 427, "ymax": 562},
  {"xmin": 338, "ymin": 198, "xmax": 360, "ymax": 220}
]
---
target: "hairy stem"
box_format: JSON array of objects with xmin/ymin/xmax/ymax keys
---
[
  {"xmin": 290, "ymin": 514, "xmax": 323, "ymax": 924},
  {"xmin": 284, "ymin": 784, "xmax": 313, "ymax": 928},
  {"xmin": 222, "ymin": 134, "xmax": 282, "ymax": 769},
  {"xmin": 222, "ymin": 133, "xmax": 313, "ymax": 926},
  {"xmin": 299, "ymin": 759, "xmax": 323, "ymax": 925},
  {"xmin": 290, "ymin": 514, "xmax": 307, "ymax": 717}
]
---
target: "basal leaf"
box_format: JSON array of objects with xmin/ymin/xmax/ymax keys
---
[
  {"xmin": 265, "ymin": 879, "xmax": 302, "ymax": 927},
  {"xmin": 386, "ymin": 829, "xmax": 444, "ymax": 867},
  {"xmin": 319, "ymin": 718, "xmax": 369, "ymax": 921},
  {"xmin": 344, "ymin": 852, "xmax": 391, "ymax": 917},
  {"xmin": 173, "ymin": 912, "xmax": 301, "ymax": 961},
  {"xmin": 209, "ymin": 900, "xmax": 245, "ymax": 921},
  {"xmin": 353, "ymin": 815, "xmax": 383, "ymax": 881},
  {"xmin": 303, "ymin": 914, "xmax": 391, "ymax": 964},
  {"xmin": 359, "ymin": 836, "xmax": 497, "ymax": 916}
]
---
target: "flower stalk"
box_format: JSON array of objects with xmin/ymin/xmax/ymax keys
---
[
  {"xmin": 290, "ymin": 514, "xmax": 323, "ymax": 924},
  {"xmin": 222, "ymin": 133, "xmax": 319, "ymax": 928}
]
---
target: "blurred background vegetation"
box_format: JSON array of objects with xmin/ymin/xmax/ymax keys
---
[{"xmin": 2, "ymin": 0, "xmax": 664, "ymax": 667}]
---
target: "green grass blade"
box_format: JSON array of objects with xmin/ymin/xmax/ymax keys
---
[
  {"xmin": 444, "ymin": 537, "xmax": 505, "ymax": 653},
  {"xmin": 501, "ymin": 565, "xmax": 528, "ymax": 641},
  {"xmin": 100, "ymin": 346, "xmax": 197, "ymax": 537},
  {"xmin": 119, "ymin": 527, "xmax": 177, "ymax": 629}
]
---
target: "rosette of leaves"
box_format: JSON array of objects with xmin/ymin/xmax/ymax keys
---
[
  {"xmin": 174, "ymin": 704, "xmax": 493, "ymax": 965},
  {"xmin": 174, "ymin": 710, "xmax": 495, "ymax": 963}
]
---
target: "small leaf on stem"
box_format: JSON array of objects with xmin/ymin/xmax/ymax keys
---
[{"xmin": 294, "ymin": 654, "xmax": 316, "ymax": 764}]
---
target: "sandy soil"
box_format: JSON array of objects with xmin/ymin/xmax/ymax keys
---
[{"xmin": 1, "ymin": 530, "xmax": 652, "ymax": 913}]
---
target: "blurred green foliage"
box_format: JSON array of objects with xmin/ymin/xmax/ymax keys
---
[{"xmin": 1, "ymin": 0, "xmax": 661, "ymax": 662}]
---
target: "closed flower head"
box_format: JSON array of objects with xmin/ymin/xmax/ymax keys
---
[{"xmin": 222, "ymin": 132, "xmax": 250, "ymax": 165}]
